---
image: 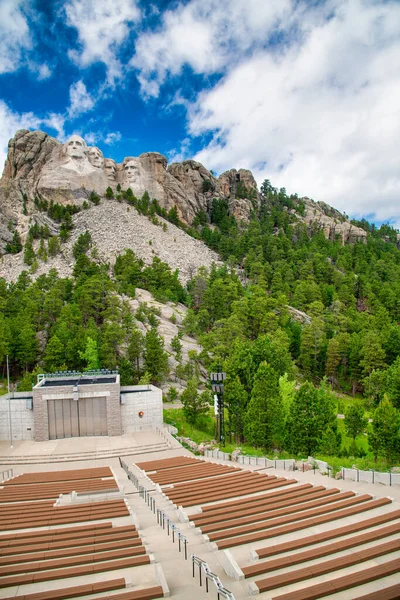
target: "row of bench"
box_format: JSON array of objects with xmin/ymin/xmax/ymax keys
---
[
  {"xmin": 0, "ymin": 498, "xmax": 130, "ymax": 530},
  {"xmin": 0, "ymin": 478, "xmax": 119, "ymax": 503},
  {"xmin": 2, "ymin": 467, "xmax": 113, "ymax": 486},
  {"xmin": 1, "ymin": 578, "xmax": 164, "ymax": 600},
  {"xmin": 0, "ymin": 467, "xmax": 165, "ymax": 600}
]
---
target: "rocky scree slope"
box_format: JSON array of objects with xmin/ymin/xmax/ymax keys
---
[{"xmin": 0, "ymin": 200, "xmax": 220, "ymax": 283}]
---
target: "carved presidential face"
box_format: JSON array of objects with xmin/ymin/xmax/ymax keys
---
[
  {"xmin": 88, "ymin": 146, "xmax": 104, "ymax": 168},
  {"xmin": 65, "ymin": 135, "xmax": 86, "ymax": 159},
  {"xmin": 124, "ymin": 159, "xmax": 140, "ymax": 184},
  {"xmin": 104, "ymin": 158, "xmax": 117, "ymax": 181}
]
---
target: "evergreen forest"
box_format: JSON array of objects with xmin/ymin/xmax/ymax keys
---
[{"xmin": 1, "ymin": 179, "xmax": 400, "ymax": 467}]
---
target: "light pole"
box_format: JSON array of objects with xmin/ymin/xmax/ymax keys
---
[
  {"xmin": 6, "ymin": 355, "xmax": 13, "ymax": 448},
  {"xmin": 210, "ymin": 372, "xmax": 226, "ymax": 444}
]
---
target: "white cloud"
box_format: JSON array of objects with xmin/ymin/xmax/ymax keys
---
[
  {"xmin": 0, "ymin": 0, "xmax": 31, "ymax": 73},
  {"xmin": 68, "ymin": 80, "xmax": 95, "ymax": 118},
  {"xmin": 37, "ymin": 64, "xmax": 51, "ymax": 80},
  {"xmin": 65, "ymin": 0, "xmax": 141, "ymax": 83},
  {"xmin": 133, "ymin": 0, "xmax": 400, "ymax": 225},
  {"xmin": 104, "ymin": 131, "xmax": 121, "ymax": 145},
  {"xmin": 132, "ymin": 0, "xmax": 291, "ymax": 96}
]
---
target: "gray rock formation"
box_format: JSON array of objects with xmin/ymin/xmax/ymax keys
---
[
  {"xmin": 0, "ymin": 128, "xmax": 372, "ymax": 260},
  {"xmin": 217, "ymin": 168, "xmax": 260, "ymax": 222},
  {"xmin": 300, "ymin": 198, "xmax": 367, "ymax": 244}
]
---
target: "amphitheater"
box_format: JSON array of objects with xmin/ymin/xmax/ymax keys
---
[{"xmin": 0, "ymin": 378, "xmax": 400, "ymax": 599}]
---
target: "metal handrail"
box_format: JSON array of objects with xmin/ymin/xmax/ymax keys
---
[{"xmin": 191, "ymin": 555, "xmax": 235, "ymax": 600}]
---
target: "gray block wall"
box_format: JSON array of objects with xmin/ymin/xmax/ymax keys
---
[
  {"xmin": 120, "ymin": 385, "xmax": 163, "ymax": 432},
  {"xmin": 0, "ymin": 394, "xmax": 34, "ymax": 441}
]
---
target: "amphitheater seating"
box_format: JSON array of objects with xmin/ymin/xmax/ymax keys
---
[
  {"xmin": 254, "ymin": 508, "xmax": 400, "ymax": 558},
  {"xmin": 0, "ymin": 466, "xmax": 118, "ymax": 503},
  {"xmin": 243, "ymin": 521, "xmax": 400, "ymax": 577},
  {"xmin": 135, "ymin": 456, "xmax": 200, "ymax": 471},
  {"xmin": 0, "ymin": 498, "xmax": 129, "ymax": 530},
  {"xmin": 0, "ymin": 467, "xmax": 162, "ymax": 598},
  {"xmin": 216, "ymin": 496, "xmax": 392, "ymax": 548},
  {"xmin": 269, "ymin": 558, "xmax": 400, "ymax": 600},
  {"xmin": 2, "ymin": 467, "xmax": 113, "ymax": 485},
  {"xmin": 1, "ymin": 578, "xmax": 127, "ymax": 600}
]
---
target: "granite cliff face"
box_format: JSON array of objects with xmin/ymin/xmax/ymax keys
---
[
  {"xmin": 0, "ymin": 129, "xmax": 370, "ymax": 257},
  {"xmin": 300, "ymin": 198, "xmax": 368, "ymax": 245}
]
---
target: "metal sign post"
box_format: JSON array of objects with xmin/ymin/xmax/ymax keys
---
[{"xmin": 210, "ymin": 372, "xmax": 226, "ymax": 444}]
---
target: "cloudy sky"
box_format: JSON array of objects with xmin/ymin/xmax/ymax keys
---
[{"xmin": 1, "ymin": 0, "xmax": 399, "ymax": 226}]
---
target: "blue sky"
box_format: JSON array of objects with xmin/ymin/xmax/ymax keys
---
[{"xmin": 1, "ymin": 0, "xmax": 400, "ymax": 226}]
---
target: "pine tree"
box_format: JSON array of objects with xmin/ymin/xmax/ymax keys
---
[
  {"xmin": 244, "ymin": 362, "xmax": 283, "ymax": 449},
  {"xmin": 44, "ymin": 335, "xmax": 66, "ymax": 371},
  {"xmin": 325, "ymin": 337, "xmax": 341, "ymax": 386},
  {"xmin": 181, "ymin": 378, "xmax": 209, "ymax": 425},
  {"xmin": 23, "ymin": 241, "xmax": 35, "ymax": 266},
  {"xmin": 48, "ymin": 236, "xmax": 60, "ymax": 257},
  {"xmin": 79, "ymin": 337, "xmax": 101, "ymax": 370},
  {"xmin": 286, "ymin": 381, "xmax": 336, "ymax": 456},
  {"xmin": 224, "ymin": 376, "xmax": 248, "ymax": 443},
  {"xmin": 344, "ymin": 402, "xmax": 368, "ymax": 443},
  {"xmin": 127, "ymin": 326, "xmax": 145, "ymax": 379},
  {"xmin": 369, "ymin": 397, "xmax": 400, "ymax": 463},
  {"xmin": 144, "ymin": 327, "xmax": 169, "ymax": 384}
]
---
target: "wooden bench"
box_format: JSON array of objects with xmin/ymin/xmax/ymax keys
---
[
  {"xmin": 178, "ymin": 478, "xmax": 297, "ymax": 507},
  {"xmin": 136, "ymin": 456, "xmax": 200, "ymax": 471},
  {"xmin": 1, "ymin": 538, "xmax": 145, "ymax": 564},
  {"xmin": 254, "ymin": 538, "xmax": 400, "ymax": 593},
  {"xmin": 0, "ymin": 479, "xmax": 118, "ymax": 503},
  {"xmin": 0, "ymin": 526, "xmax": 139, "ymax": 554},
  {"xmin": 166, "ymin": 472, "xmax": 261, "ymax": 498},
  {"xmin": 199, "ymin": 489, "xmax": 345, "ymax": 532},
  {"xmin": 255, "ymin": 508, "xmax": 400, "ymax": 559},
  {"xmin": 3, "ymin": 467, "xmax": 113, "ymax": 486},
  {"xmin": 209, "ymin": 494, "xmax": 370, "ymax": 542},
  {"xmin": 243, "ymin": 521, "xmax": 400, "ymax": 577},
  {"xmin": 0, "ymin": 546, "xmax": 148, "ymax": 577},
  {"xmin": 216, "ymin": 497, "xmax": 392, "ymax": 549},
  {"xmin": 196, "ymin": 477, "xmax": 313, "ymax": 517},
  {"xmin": 0, "ymin": 555, "xmax": 151, "ymax": 588},
  {"xmin": 150, "ymin": 465, "xmax": 238, "ymax": 485},
  {"xmin": 201, "ymin": 490, "xmax": 354, "ymax": 534},
  {"xmin": 0, "ymin": 578, "xmax": 126, "ymax": 600},
  {"xmin": 94, "ymin": 586, "xmax": 164, "ymax": 600},
  {"xmin": 192, "ymin": 483, "xmax": 315, "ymax": 524},
  {"xmin": 270, "ymin": 557, "xmax": 400, "ymax": 600},
  {"xmin": 0, "ymin": 522, "xmax": 113, "ymax": 543}
]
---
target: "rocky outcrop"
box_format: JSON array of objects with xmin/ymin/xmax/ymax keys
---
[
  {"xmin": 167, "ymin": 159, "xmax": 216, "ymax": 217},
  {"xmin": 298, "ymin": 198, "xmax": 367, "ymax": 245},
  {"xmin": 217, "ymin": 168, "xmax": 260, "ymax": 222},
  {"xmin": 2, "ymin": 129, "xmax": 59, "ymax": 183}
]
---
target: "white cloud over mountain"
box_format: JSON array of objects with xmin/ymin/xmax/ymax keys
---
[{"xmin": 133, "ymin": 0, "xmax": 400, "ymax": 226}]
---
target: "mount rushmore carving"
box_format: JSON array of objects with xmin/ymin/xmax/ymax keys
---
[
  {"xmin": 0, "ymin": 129, "xmax": 369, "ymax": 253},
  {"xmin": 0, "ymin": 129, "xmax": 258, "ymax": 228}
]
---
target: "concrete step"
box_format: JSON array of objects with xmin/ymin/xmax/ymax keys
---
[{"xmin": 0, "ymin": 443, "xmax": 170, "ymax": 465}]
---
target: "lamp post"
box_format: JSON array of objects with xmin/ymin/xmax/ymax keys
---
[
  {"xmin": 210, "ymin": 372, "xmax": 226, "ymax": 443},
  {"xmin": 6, "ymin": 355, "xmax": 12, "ymax": 448}
]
